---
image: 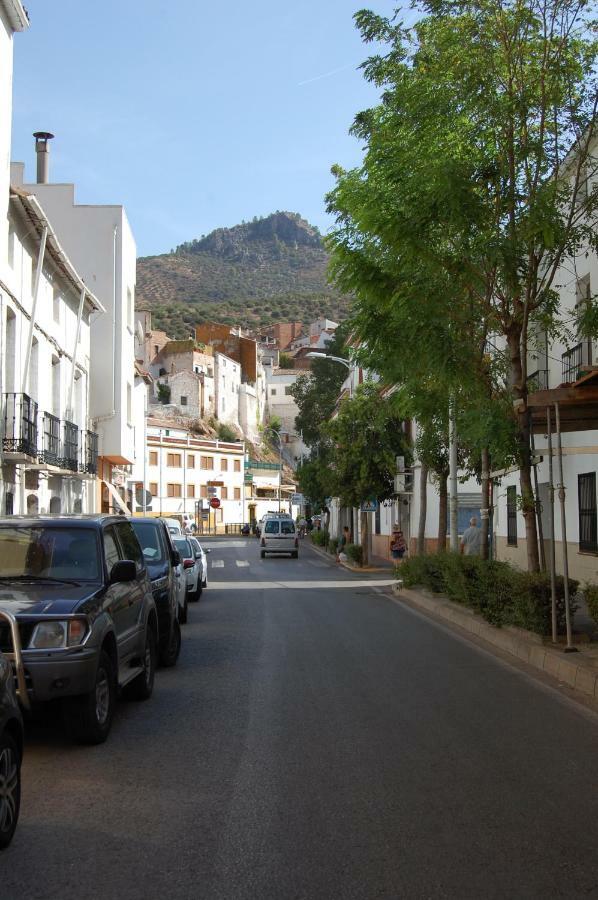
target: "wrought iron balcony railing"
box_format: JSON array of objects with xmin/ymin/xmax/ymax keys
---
[
  {"xmin": 561, "ymin": 342, "xmax": 591, "ymax": 383},
  {"xmin": 40, "ymin": 412, "xmax": 61, "ymax": 465},
  {"xmin": 59, "ymin": 420, "xmax": 79, "ymax": 472},
  {"xmin": 2, "ymin": 393, "xmax": 38, "ymax": 458},
  {"xmin": 81, "ymin": 430, "xmax": 99, "ymax": 475}
]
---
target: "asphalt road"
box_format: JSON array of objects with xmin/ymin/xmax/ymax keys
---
[{"xmin": 4, "ymin": 538, "xmax": 598, "ymax": 899}]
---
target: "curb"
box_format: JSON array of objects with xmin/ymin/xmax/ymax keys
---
[
  {"xmin": 393, "ymin": 583, "xmax": 598, "ymax": 702},
  {"xmin": 306, "ymin": 541, "xmax": 395, "ymax": 574}
]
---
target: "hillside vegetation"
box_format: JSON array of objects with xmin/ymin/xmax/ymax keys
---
[{"xmin": 136, "ymin": 212, "xmax": 349, "ymax": 336}]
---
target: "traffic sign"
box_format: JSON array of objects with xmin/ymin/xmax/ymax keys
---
[
  {"xmin": 209, "ymin": 497, "xmax": 221, "ymax": 509},
  {"xmin": 291, "ymin": 493, "xmax": 305, "ymax": 505},
  {"xmin": 360, "ymin": 498, "xmax": 379, "ymax": 513}
]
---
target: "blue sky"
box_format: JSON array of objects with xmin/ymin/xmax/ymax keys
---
[{"xmin": 10, "ymin": 1, "xmax": 403, "ymax": 257}]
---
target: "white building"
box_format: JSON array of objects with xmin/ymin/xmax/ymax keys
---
[
  {"xmin": 135, "ymin": 421, "xmax": 245, "ymax": 529},
  {"xmin": 265, "ymin": 367, "xmax": 309, "ymax": 463},
  {"xmin": 214, "ymin": 351, "xmax": 241, "ymax": 430},
  {"xmin": 11, "ymin": 140, "xmax": 139, "ymax": 514}
]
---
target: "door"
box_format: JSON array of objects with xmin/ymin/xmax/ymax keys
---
[
  {"xmin": 102, "ymin": 525, "xmax": 133, "ymax": 661},
  {"xmin": 113, "ymin": 520, "xmax": 147, "ymax": 650}
]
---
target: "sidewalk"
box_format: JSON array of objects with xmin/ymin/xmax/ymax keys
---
[{"xmin": 307, "ymin": 540, "xmax": 396, "ymax": 574}]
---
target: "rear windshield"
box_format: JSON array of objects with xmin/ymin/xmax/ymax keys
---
[
  {"xmin": 0, "ymin": 526, "xmax": 100, "ymax": 582},
  {"xmin": 264, "ymin": 520, "xmax": 280, "ymax": 534},
  {"xmin": 173, "ymin": 538, "xmax": 192, "ymax": 558},
  {"xmin": 280, "ymin": 521, "xmax": 295, "ymax": 534},
  {"xmin": 131, "ymin": 522, "xmax": 166, "ymax": 563}
]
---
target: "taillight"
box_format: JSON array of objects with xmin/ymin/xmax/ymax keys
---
[{"xmin": 183, "ymin": 558, "xmax": 194, "ymax": 569}]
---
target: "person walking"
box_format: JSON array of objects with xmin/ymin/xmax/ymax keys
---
[
  {"xmin": 337, "ymin": 526, "xmax": 351, "ymax": 563},
  {"xmin": 460, "ymin": 516, "xmax": 482, "ymax": 556},
  {"xmin": 390, "ymin": 526, "xmax": 407, "ymax": 561}
]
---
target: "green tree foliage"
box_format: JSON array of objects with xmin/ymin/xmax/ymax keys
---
[
  {"xmin": 327, "ymin": 0, "xmax": 597, "ymax": 570},
  {"xmin": 289, "ymin": 327, "xmax": 350, "ymax": 448}
]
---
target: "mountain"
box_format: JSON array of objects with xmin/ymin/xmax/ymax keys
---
[{"xmin": 136, "ymin": 212, "xmax": 349, "ymax": 336}]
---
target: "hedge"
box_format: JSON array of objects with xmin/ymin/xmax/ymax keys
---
[
  {"xmin": 345, "ymin": 543, "xmax": 364, "ymax": 566},
  {"xmin": 399, "ymin": 552, "xmax": 578, "ymax": 636},
  {"xmin": 311, "ymin": 529, "xmax": 329, "ymax": 548},
  {"xmin": 328, "ymin": 537, "xmax": 339, "ymax": 555},
  {"xmin": 584, "ymin": 583, "xmax": 598, "ymax": 626}
]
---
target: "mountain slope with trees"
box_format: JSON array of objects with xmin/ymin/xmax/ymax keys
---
[{"xmin": 136, "ymin": 211, "xmax": 349, "ymax": 335}]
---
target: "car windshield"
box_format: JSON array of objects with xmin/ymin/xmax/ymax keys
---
[
  {"xmin": 131, "ymin": 522, "xmax": 166, "ymax": 563},
  {"xmin": 281, "ymin": 521, "xmax": 295, "ymax": 534},
  {"xmin": 0, "ymin": 526, "xmax": 100, "ymax": 582},
  {"xmin": 173, "ymin": 538, "xmax": 192, "ymax": 559},
  {"xmin": 264, "ymin": 521, "xmax": 280, "ymax": 534}
]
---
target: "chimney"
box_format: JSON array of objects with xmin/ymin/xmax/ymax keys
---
[{"xmin": 33, "ymin": 131, "xmax": 54, "ymax": 184}]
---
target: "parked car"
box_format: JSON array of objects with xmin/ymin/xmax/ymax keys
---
[
  {"xmin": 260, "ymin": 517, "xmax": 299, "ymax": 558},
  {"xmin": 0, "ymin": 611, "xmax": 26, "ymax": 849},
  {"xmin": 0, "ymin": 515, "xmax": 159, "ymax": 745},
  {"xmin": 163, "ymin": 518, "xmax": 182, "ymax": 537},
  {"xmin": 189, "ymin": 537, "xmax": 209, "ymax": 591},
  {"xmin": 173, "ymin": 537, "xmax": 202, "ymax": 602},
  {"xmin": 130, "ymin": 518, "xmax": 182, "ymax": 666}
]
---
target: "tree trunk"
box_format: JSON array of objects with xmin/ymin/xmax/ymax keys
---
[
  {"xmin": 437, "ymin": 472, "xmax": 448, "ymax": 552},
  {"xmin": 417, "ymin": 463, "xmax": 428, "ymax": 555},
  {"xmin": 360, "ymin": 510, "xmax": 369, "ymax": 567},
  {"xmin": 480, "ymin": 447, "xmax": 490, "ymax": 560},
  {"xmin": 507, "ymin": 329, "xmax": 540, "ymax": 572}
]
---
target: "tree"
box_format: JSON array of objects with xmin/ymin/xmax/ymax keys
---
[
  {"xmin": 328, "ymin": 0, "xmax": 598, "ymax": 570},
  {"xmin": 325, "ymin": 384, "xmax": 410, "ymax": 565}
]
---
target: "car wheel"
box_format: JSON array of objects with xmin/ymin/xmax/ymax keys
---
[
  {"xmin": 202, "ymin": 577, "xmax": 207, "ymax": 588},
  {"xmin": 126, "ymin": 626, "xmax": 157, "ymax": 701},
  {"xmin": 260, "ymin": 550, "xmax": 266, "ymax": 559},
  {"xmin": 0, "ymin": 731, "xmax": 21, "ymax": 849},
  {"xmin": 66, "ymin": 649, "xmax": 116, "ymax": 745},
  {"xmin": 179, "ymin": 596, "xmax": 188, "ymax": 623},
  {"xmin": 292, "ymin": 551, "xmax": 298, "ymax": 559},
  {"xmin": 159, "ymin": 618, "xmax": 181, "ymax": 668}
]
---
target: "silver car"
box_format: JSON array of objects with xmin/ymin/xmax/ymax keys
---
[
  {"xmin": 189, "ymin": 537, "xmax": 209, "ymax": 590},
  {"xmin": 260, "ymin": 517, "xmax": 299, "ymax": 558},
  {"xmin": 173, "ymin": 537, "xmax": 202, "ymax": 602}
]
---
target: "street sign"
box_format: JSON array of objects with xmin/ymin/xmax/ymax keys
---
[
  {"xmin": 291, "ymin": 493, "xmax": 304, "ymax": 505},
  {"xmin": 207, "ymin": 485, "xmax": 218, "ymax": 496},
  {"xmin": 360, "ymin": 498, "xmax": 379, "ymax": 513},
  {"xmin": 209, "ymin": 497, "xmax": 221, "ymax": 509}
]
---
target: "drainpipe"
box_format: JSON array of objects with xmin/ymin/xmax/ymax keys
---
[
  {"xmin": 21, "ymin": 225, "xmax": 48, "ymax": 394},
  {"xmin": 66, "ymin": 285, "xmax": 86, "ymax": 422}
]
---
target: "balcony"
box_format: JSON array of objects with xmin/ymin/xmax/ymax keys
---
[
  {"xmin": 39, "ymin": 412, "xmax": 61, "ymax": 466},
  {"xmin": 245, "ymin": 459, "xmax": 282, "ymax": 471},
  {"xmin": 59, "ymin": 420, "xmax": 79, "ymax": 472},
  {"xmin": 526, "ymin": 369, "xmax": 549, "ymax": 392},
  {"xmin": 2, "ymin": 393, "xmax": 38, "ymax": 459},
  {"xmin": 80, "ymin": 430, "xmax": 99, "ymax": 475},
  {"xmin": 562, "ymin": 342, "xmax": 592, "ymax": 383}
]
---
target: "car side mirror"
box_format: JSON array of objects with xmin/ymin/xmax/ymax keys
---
[
  {"xmin": 172, "ymin": 551, "xmax": 181, "ymax": 566},
  {"xmin": 110, "ymin": 560, "xmax": 137, "ymax": 584}
]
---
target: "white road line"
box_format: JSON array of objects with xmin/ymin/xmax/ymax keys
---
[
  {"xmin": 206, "ymin": 579, "xmax": 396, "ymax": 590},
  {"xmin": 211, "ymin": 559, "xmax": 224, "ymax": 568},
  {"xmin": 235, "ymin": 560, "xmax": 250, "ymax": 567}
]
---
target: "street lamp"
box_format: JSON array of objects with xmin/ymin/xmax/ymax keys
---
[{"xmin": 306, "ymin": 352, "xmax": 354, "ymax": 397}]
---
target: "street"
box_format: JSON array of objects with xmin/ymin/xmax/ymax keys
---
[{"xmin": 4, "ymin": 538, "xmax": 598, "ymax": 899}]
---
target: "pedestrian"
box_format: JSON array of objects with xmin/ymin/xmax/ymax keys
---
[
  {"xmin": 390, "ymin": 526, "xmax": 407, "ymax": 561},
  {"xmin": 460, "ymin": 516, "xmax": 482, "ymax": 556},
  {"xmin": 337, "ymin": 526, "xmax": 351, "ymax": 563}
]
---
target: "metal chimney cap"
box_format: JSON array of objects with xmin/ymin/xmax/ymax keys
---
[{"xmin": 33, "ymin": 131, "xmax": 55, "ymax": 142}]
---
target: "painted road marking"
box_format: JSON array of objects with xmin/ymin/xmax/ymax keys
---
[
  {"xmin": 206, "ymin": 579, "xmax": 396, "ymax": 590},
  {"xmin": 236, "ymin": 560, "xmax": 250, "ymax": 567},
  {"xmin": 211, "ymin": 559, "xmax": 224, "ymax": 568}
]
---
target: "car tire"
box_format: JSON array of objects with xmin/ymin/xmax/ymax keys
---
[
  {"xmin": 66, "ymin": 649, "xmax": 116, "ymax": 745},
  {"xmin": 159, "ymin": 618, "xmax": 181, "ymax": 668},
  {"xmin": 125, "ymin": 626, "xmax": 157, "ymax": 701},
  {"xmin": 292, "ymin": 551, "xmax": 298, "ymax": 559},
  {"xmin": 179, "ymin": 596, "xmax": 188, "ymax": 624},
  {"xmin": 202, "ymin": 577, "xmax": 207, "ymax": 589},
  {"xmin": 0, "ymin": 731, "xmax": 21, "ymax": 849},
  {"xmin": 260, "ymin": 550, "xmax": 265, "ymax": 559}
]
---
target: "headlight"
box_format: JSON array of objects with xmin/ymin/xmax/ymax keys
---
[{"xmin": 29, "ymin": 619, "xmax": 88, "ymax": 650}]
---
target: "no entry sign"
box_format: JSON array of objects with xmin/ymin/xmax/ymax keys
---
[{"xmin": 209, "ymin": 496, "xmax": 221, "ymax": 509}]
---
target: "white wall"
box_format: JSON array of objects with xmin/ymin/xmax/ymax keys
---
[{"xmin": 214, "ymin": 352, "xmax": 240, "ymax": 428}]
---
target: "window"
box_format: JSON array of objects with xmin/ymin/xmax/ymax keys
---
[
  {"xmin": 221, "ymin": 459, "xmax": 228, "ymax": 472},
  {"xmin": 200, "ymin": 456, "xmax": 214, "ymax": 470},
  {"xmin": 103, "ymin": 528, "xmax": 121, "ymax": 572},
  {"xmin": 188, "ymin": 454, "xmax": 195, "ymax": 469},
  {"xmin": 115, "ymin": 521, "xmax": 144, "ymax": 572},
  {"xmin": 221, "ymin": 397, "xmax": 225, "ymax": 412},
  {"xmin": 149, "ymin": 451, "xmax": 158, "ymax": 466},
  {"xmin": 167, "ymin": 483, "xmax": 182, "ymax": 498},
  {"xmin": 507, "ymin": 486, "xmax": 517, "ymax": 546},
  {"xmin": 180, "ymin": 395, "xmax": 188, "ymax": 406},
  {"xmin": 200, "ymin": 485, "xmax": 208, "ymax": 499},
  {"xmin": 149, "ymin": 482, "xmax": 158, "ymax": 496},
  {"xmin": 234, "ymin": 459, "xmax": 241, "ymax": 473},
  {"xmin": 221, "ymin": 487, "xmax": 228, "ymax": 500},
  {"xmin": 271, "ymin": 388, "xmax": 277, "ymax": 396},
  {"xmin": 7, "ymin": 225, "xmax": 15, "ymax": 269},
  {"xmin": 578, "ymin": 473, "xmax": 597, "ymax": 553},
  {"xmin": 187, "ymin": 484, "xmax": 196, "ymax": 498},
  {"xmin": 53, "ymin": 286, "xmax": 61, "ymax": 323},
  {"xmin": 167, "ymin": 453, "xmax": 182, "ymax": 467},
  {"xmin": 234, "ymin": 487, "xmax": 241, "ymax": 500}
]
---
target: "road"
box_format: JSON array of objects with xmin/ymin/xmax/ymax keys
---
[{"xmin": 4, "ymin": 537, "xmax": 598, "ymax": 899}]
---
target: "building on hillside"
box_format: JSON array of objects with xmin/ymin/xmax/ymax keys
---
[
  {"xmin": 258, "ymin": 321, "xmax": 303, "ymax": 350},
  {"xmin": 493, "ymin": 135, "xmax": 598, "ymax": 582},
  {"xmin": 264, "ymin": 368, "xmax": 309, "ymax": 463},
  {"xmin": 1, "ymin": 186, "xmax": 103, "ymax": 515},
  {"xmin": 11, "ymin": 138, "xmax": 140, "ymax": 515},
  {"xmin": 132, "ymin": 421, "xmax": 245, "ymax": 529},
  {"xmin": 214, "ymin": 351, "xmax": 241, "ymax": 429},
  {"xmin": 134, "ymin": 309, "xmax": 171, "ymax": 369},
  {"xmin": 149, "ymin": 337, "xmax": 215, "ymax": 418},
  {"xmin": 289, "ymin": 317, "xmax": 338, "ymax": 352}
]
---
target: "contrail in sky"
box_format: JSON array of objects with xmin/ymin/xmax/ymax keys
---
[{"xmin": 298, "ymin": 62, "xmax": 357, "ymax": 86}]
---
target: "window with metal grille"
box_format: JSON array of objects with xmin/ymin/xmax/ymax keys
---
[
  {"xmin": 507, "ymin": 486, "xmax": 517, "ymax": 546},
  {"xmin": 578, "ymin": 473, "xmax": 597, "ymax": 553}
]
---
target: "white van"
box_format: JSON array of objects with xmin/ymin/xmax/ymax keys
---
[
  {"xmin": 162, "ymin": 517, "xmax": 182, "ymax": 536},
  {"xmin": 260, "ymin": 517, "xmax": 298, "ymax": 558}
]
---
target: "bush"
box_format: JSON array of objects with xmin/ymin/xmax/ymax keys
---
[
  {"xmin": 311, "ymin": 529, "xmax": 329, "ymax": 548},
  {"xmin": 216, "ymin": 422, "xmax": 239, "ymax": 442},
  {"xmin": 328, "ymin": 538, "xmax": 339, "ymax": 556},
  {"xmin": 345, "ymin": 543, "xmax": 364, "ymax": 566},
  {"xmin": 399, "ymin": 552, "xmax": 578, "ymax": 636},
  {"xmin": 584, "ymin": 583, "xmax": 598, "ymax": 625}
]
